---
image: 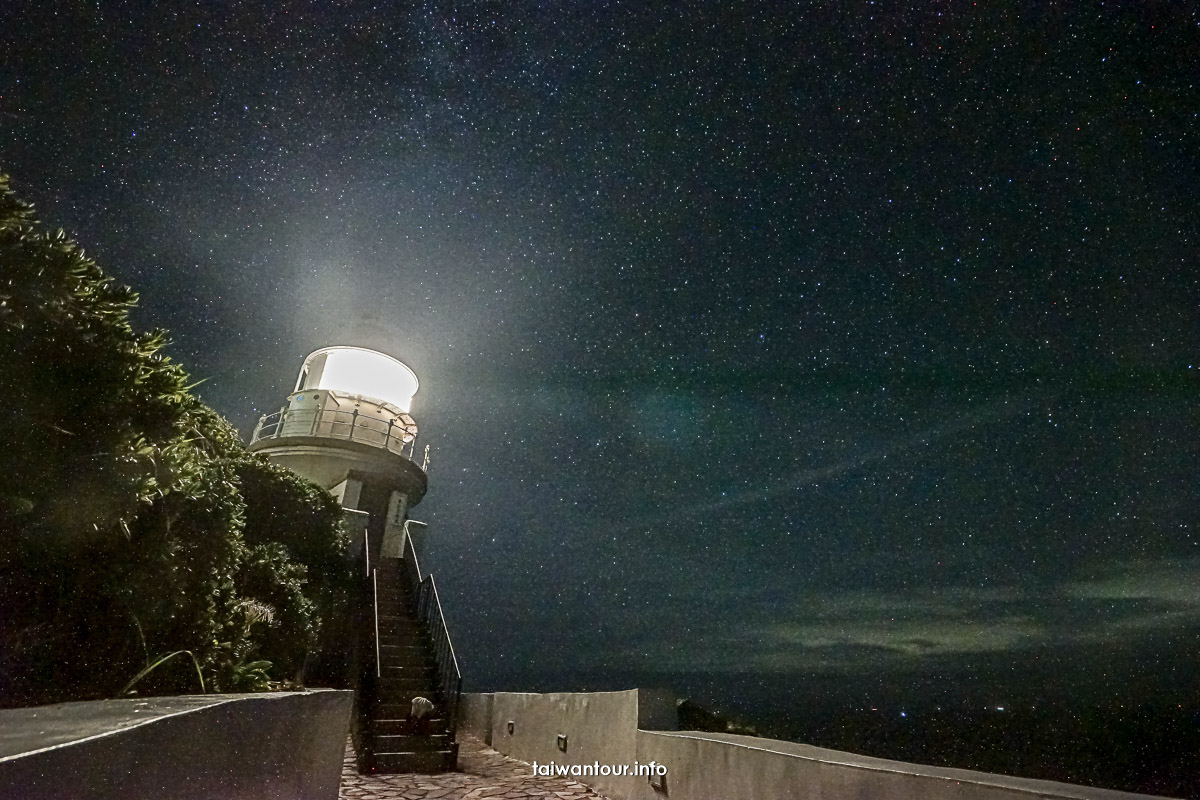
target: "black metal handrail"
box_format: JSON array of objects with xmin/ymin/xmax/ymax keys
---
[
  {"xmin": 417, "ymin": 575, "xmax": 463, "ymax": 734},
  {"xmin": 402, "ymin": 531, "xmax": 462, "ymax": 734},
  {"xmin": 252, "ymin": 407, "xmax": 431, "ymax": 470}
]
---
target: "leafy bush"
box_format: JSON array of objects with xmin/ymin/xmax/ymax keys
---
[
  {"xmin": 0, "ymin": 174, "xmax": 351, "ymax": 706},
  {"xmin": 232, "ymin": 544, "xmax": 316, "ymax": 683},
  {"xmin": 237, "ymin": 460, "xmax": 349, "ymax": 614}
]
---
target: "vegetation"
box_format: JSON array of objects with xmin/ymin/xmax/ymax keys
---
[
  {"xmin": 0, "ymin": 174, "xmax": 351, "ymax": 707},
  {"xmin": 677, "ymin": 699, "xmax": 762, "ymax": 737}
]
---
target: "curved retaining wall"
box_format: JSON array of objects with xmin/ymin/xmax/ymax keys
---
[
  {"xmin": 461, "ymin": 691, "xmax": 1172, "ymax": 800},
  {"xmin": 471, "ymin": 689, "xmax": 642, "ymax": 799},
  {"xmin": 631, "ymin": 730, "xmax": 1168, "ymax": 800},
  {"xmin": 0, "ymin": 690, "xmax": 352, "ymax": 800}
]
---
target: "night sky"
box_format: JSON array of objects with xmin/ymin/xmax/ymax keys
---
[{"xmin": 3, "ymin": 2, "xmax": 1198, "ymax": 717}]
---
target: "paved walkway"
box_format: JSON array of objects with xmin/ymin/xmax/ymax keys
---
[{"xmin": 339, "ymin": 734, "xmax": 614, "ymax": 800}]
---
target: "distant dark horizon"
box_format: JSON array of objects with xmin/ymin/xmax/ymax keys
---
[
  {"xmin": 2, "ymin": 2, "xmax": 1196, "ymax": 770},
  {"xmin": 473, "ymin": 631, "xmax": 1200, "ymax": 710}
]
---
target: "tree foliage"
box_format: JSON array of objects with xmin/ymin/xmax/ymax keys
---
[{"xmin": 0, "ymin": 174, "xmax": 351, "ymax": 706}]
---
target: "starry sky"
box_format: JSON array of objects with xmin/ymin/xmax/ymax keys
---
[{"xmin": 2, "ymin": 2, "xmax": 1197, "ymax": 712}]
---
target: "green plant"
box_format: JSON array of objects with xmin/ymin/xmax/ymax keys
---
[
  {"xmin": 119, "ymin": 651, "xmax": 205, "ymax": 697},
  {"xmin": 214, "ymin": 600, "xmax": 276, "ymax": 692},
  {"xmin": 0, "ymin": 174, "xmax": 353, "ymax": 707},
  {"xmin": 225, "ymin": 658, "xmax": 274, "ymax": 692}
]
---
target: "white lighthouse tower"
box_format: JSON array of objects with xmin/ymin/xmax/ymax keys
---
[
  {"xmin": 250, "ymin": 344, "xmax": 460, "ymax": 773},
  {"xmin": 249, "ymin": 345, "xmax": 430, "ymax": 560}
]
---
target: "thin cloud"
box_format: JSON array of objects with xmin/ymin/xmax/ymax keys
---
[
  {"xmin": 628, "ymin": 396, "xmax": 1036, "ymax": 528},
  {"xmin": 623, "ymin": 559, "xmax": 1200, "ymax": 673}
]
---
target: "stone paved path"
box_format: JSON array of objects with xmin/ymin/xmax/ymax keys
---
[{"xmin": 339, "ymin": 734, "xmax": 614, "ymax": 800}]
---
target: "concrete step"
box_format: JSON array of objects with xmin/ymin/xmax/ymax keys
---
[
  {"xmin": 379, "ymin": 657, "xmax": 435, "ymax": 670},
  {"xmin": 375, "ymin": 682, "xmax": 436, "ymax": 697},
  {"xmin": 379, "ymin": 665, "xmax": 435, "ymax": 676},
  {"xmin": 374, "ymin": 671, "xmax": 435, "ymax": 684},
  {"xmin": 373, "ymin": 700, "xmax": 441, "ymax": 712},
  {"xmin": 378, "ymin": 673, "xmax": 436, "ymax": 686},
  {"xmin": 371, "ymin": 717, "xmax": 450, "ymax": 736},
  {"xmin": 379, "ymin": 665, "xmax": 435, "ymax": 677},
  {"xmin": 378, "ymin": 644, "xmax": 430, "ymax": 659},
  {"xmin": 379, "ymin": 652, "xmax": 436, "ymax": 666},
  {"xmin": 377, "ymin": 629, "xmax": 424, "ymax": 641},
  {"xmin": 374, "ymin": 697, "xmax": 439, "ymax": 711},
  {"xmin": 375, "ymin": 572, "xmax": 410, "ymax": 584},
  {"xmin": 373, "ymin": 678, "xmax": 437, "ymax": 691},
  {"xmin": 379, "ymin": 642, "xmax": 430, "ymax": 651},
  {"xmin": 374, "ymin": 581, "xmax": 409, "ymax": 591},
  {"xmin": 373, "ymin": 603, "xmax": 411, "ymax": 614},
  {"xmin": 378, "ymin": 682, "xmax": 435, "ymax": 694},
  {"xmin": 377, "ymin": 626, "xmax": 424, "ymax": 637},
  {"xmin": 373, "ymin": 733, "xmax": 451, "ymax": 751},
  {"xmin": 377, "ymin": 643, "xmax": 426, "ymax": 655},
  {"xmin": 377, "ymin": 641, "xmax": 428, "ymax": 654},
  {"xmin": 372, "ymin": 703, "xmax": 449, "ymax": 720},
  {"xmin": 370, "ymin": 746, "xmax": 457, "ymax": 774}
]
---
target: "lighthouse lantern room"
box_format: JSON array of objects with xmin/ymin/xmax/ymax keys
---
[{"xmin": 249, "ymin": 345, "xmax": 429, "ymax": 559}]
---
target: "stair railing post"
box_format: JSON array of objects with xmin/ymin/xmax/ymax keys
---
[
  {"xmin": 251, "ymin": 413, "xmax": 267, "ymax": 442},
  {"xmin": 363, "ymin": 527, "xmax": 370, "ymax": 580},
  {"xmin": 372, "ymin": 568, "xmax": 381, "ymax": 679}
]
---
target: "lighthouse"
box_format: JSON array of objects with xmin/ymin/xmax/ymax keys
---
[
  {"xmin": 250, "ymin": 345, "xmax": 460, "ymax": 773},
  {"xmin": 249, "ymin": 345, "xmax": 430, "ymax": 560}
]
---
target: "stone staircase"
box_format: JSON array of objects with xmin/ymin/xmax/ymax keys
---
[{"xmin": 358, "ymin": 558, "xmax": 458, "ymax": 773}]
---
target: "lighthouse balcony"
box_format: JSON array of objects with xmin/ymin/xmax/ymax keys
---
[{"xmin": 250, "ymin": 407, "xmax": 429, "ymax": 471}]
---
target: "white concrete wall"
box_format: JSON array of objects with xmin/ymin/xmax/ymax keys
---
[
  {"xmin": 379, "ymin": 491, "xmax": 409, "ymax": 557},
  {"xmin": 461, "ymin": 691, "xmax": 1171, "ymax": 800},
  {"xmin": 630, "ymin": 731, "xmax": 1167, "ymax": 800},
  {"xmin": 0, "ymin": 691, "xmax": 352, "ymax": 800},
  {"xmin": 459, "ymin": 692, "xmax": 494, "ymax": 745},
  {"xmin": 478, "ymin": 690, "xmax": 642, "ymax": 799}
]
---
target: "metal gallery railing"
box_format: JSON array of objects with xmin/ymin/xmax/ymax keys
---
[
  {"xmin": 402, "ymin": 531, "xmax": 462, "ymax": 734},
  {"xmin": 251, "ymin": 407, "xmax": 430, "ymax": 471}
]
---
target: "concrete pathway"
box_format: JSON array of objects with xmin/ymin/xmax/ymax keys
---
[{"xmin": 339, "ymin": 733, "xmax": 614, "ymax": 800}]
